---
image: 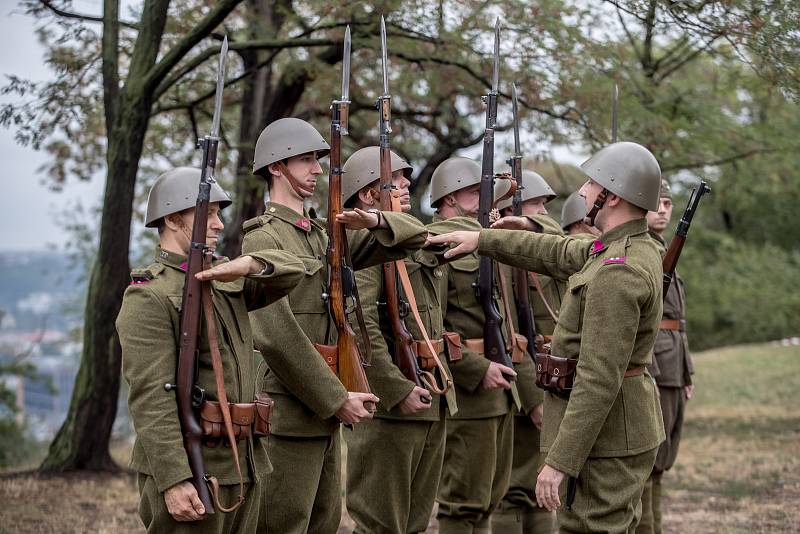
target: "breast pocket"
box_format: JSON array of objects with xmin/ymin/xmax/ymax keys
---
[
  {"xmin": 558, "ymin": 273, "xmax": 589, "ymax": 335},
  {"xmin": 448, "ymin": 255, "xmax": 479, "ymax": 309},
  {"xmin": 288, "ymin": 255, "xmax": 326, "ymax": 314}
]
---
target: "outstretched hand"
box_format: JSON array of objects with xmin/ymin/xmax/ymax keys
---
[
  {"xmin": 425, "ymin": 231, "xmax": 481, "ymax": 259},
  {"xmin": 336, "ymin": 208, "xmax": 382, "ymax": 230},
  {"xmin": 195, "ymin": 256, "xmax": 268, "ymax": 282}
]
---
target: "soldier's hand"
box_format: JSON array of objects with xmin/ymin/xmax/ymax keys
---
[
  {"xmin": 164, "ymin": 480, "xmax": 205, "ymax": 521},
  {"xmin": 195, "ymin": 256, "xmax": 269, "ymax": 282},
  {"xmin": 481, "ymin": 362, "xmax": 516, "ymax": 390},
  {"xmin": 335, "ymin": 392, "xmax": 380, "ymax": 424},
  {"xmin": 530, "ymin": 402, "xmax": 544, "ymax": 429},
  {"xmin": 684, "ymin": 384, "xmax": 695, "ymax": 400},
  {"xmin": 536, "ymin": 464, "xmax": 565, "ymax": 512},
  {"xmin": 426, "ymin": 231, "xmax": 480, "ymax": 259},
  {"xmin": 490, "ymin": 215, "xmax": 536, "ymax": 231},
  {"xmin": 336, "ymin": 208, "xmax": 384, "ymax": 230},
  {"xmin": 398, "ymin": 386, "xmax": 433, "ymax": 415}
]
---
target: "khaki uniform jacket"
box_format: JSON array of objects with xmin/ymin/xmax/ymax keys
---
[
  {"xmin": 649, "ymin": 232, "xmax": 694, "ymax": 387},
  {"xmin": 431, "ymin": 216, "xmax": 536, "ymax": 419},
  {"xmin": 353, "ymin": 236, "xmax": 457, "ymax": 421},
  {"xmin": 117, "ymin": 247, "xmax": 304, "ymax": 493},
  {"xmin": 478, "ymin": 218, "xmax": 666, "ymax": 477},
  {"xmin": 242, "ymin": 202, "xmax": 427, "ymax": 437}
]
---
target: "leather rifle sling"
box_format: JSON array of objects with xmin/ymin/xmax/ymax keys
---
[
  {"xmin": 528, "ymin": 272, "xmax": 559, "ymax": 323},
  {"xmin": 496, "ymin": 264, "xmax": 522, "ymax": 358},
  {"xmin": 201, "ymin": 259, "xmax": 245, "ymax": 513},
  {"xmin": 390, "ymin": 193, "xmax": 452, "ymax": 395},
  {"xmin": 343, "ymin": 233, "xmax": 373, "ymax": 365}
]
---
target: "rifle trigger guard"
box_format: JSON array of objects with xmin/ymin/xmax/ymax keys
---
[
  {"xmin": 398, "ymin": 299, "xmax": 410, "ymax": 319},
  {"xmin": 191, "ymin": 385, "xmax": 206, "ymax": 408}
]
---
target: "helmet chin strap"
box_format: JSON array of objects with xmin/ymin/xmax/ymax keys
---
[
  {"xmin": 276, "ymin": 161, "xmax": 311, "ymax": 200},
  {"xmin": 583, "ymin": 188, "xmax": 609, "ymax": 226}
]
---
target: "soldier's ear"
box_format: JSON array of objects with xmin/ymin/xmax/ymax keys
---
[{"xmin": 163, "ymin": 212, "xmax": 184, "ymax": 232}]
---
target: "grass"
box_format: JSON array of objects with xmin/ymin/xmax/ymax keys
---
[{"xmin": 0, "ymin": 342, "xmax": 797, "ymax": 532}]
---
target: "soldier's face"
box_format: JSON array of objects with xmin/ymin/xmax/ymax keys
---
[
  {"xmin": 391, "ymin": 170, "xmax": 412, "ymax": 212},
  {"xmin": 285, "ymin": 152, "xmax": 324, "ymax": 197},
  {"xmin": 646, "ymin": 196, "xmax": 673, "ymax": 233},
  {"xmin": 579, "ymin": 179, "xmax": 603, "ymax": 211},
  {"xmin": 173, "ymin": 202, "xmax": 225, "ymax": 253},
  {"xmin": 521, "ymin": 196, "xmax": 548, "ymax": 216},
  {"xmin": 451, "ymin": 184, "xmax": 481, "ymax": 217}
]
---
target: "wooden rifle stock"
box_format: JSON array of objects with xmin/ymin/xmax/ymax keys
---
[
  {"xmin": 172, "ymin": 138, "xmax": 216, "ymax": 514},
  {"xmin": 322, "ymin": 88, "xmax": 374, "ymax": 406},
  {"xmin": 662, "ymin": 180, "xmax": 710, "ymax": 298}
]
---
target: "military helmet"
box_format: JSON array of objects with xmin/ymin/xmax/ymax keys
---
[
  {"xmin": 659, "ymin": 178, "xmax": 672, "ymax": 199},
  {"xmin": 496, "ymin": 170, "xmax": 557, "ymax": 210},
  {"xmin": 560, "ymin": 190, "xmax": 586, "ymax": 230},
  {"xmin": 145, "ymin": 167, "xmax": 231, "ymax": 228},
  {"xmin": 341, "ymin": 146, "xmax": 413, "ymax": 203},
  {"xmin": 579, "ymin": 142, "xmax": 661, "ymax": 211},
  {"xmin": 430, "ymin": 157, "xmax": 482, "ymax": 208},
  {"xmin": 253, "ymin": 118, "xmax": 330, "ymax": 174}
]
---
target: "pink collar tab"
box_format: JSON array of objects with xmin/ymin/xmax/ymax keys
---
[
  {"xmin": 603, "ymin": 256, "xmax": 626, "ymax": 265},
  {"xmin": 590, "ymin": 240, "xmax": 605, "ymax": 255},
  {"xmin": 179, "ymin": 262, "xmax": 188, "ymax": 271},
  {"xmin": 294, "ymin": 218, "xmax": 312, "ymax": 232}
]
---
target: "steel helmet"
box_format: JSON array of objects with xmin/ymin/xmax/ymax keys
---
[
  {"xmin": 145, "ymin": 167, "xmax": 231, "ymax": 228},
  {"xmin": 579, "ymin": 142, "xmax": 661, "ymax": 211},
  {"xmin": 253, "ymin": 118, "xmax": 330, "ymax": 175},
  {"xmin": 496, "ymin": 170, "xmax": 557, "ymax": 210},
  {"xmin": 429, "ymin": 157, "xmax": 482, "ymax": 208},
  {"xmin": 560, "ymin": 190, "xmax": 586, "ymax": 230},
  {"xmin": 341, "ymin": 146, "xmax": 413, "ymax": 203}
]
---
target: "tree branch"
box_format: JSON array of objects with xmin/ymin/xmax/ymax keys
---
[
  {"xmin": 39, "ymin": 0, "xmax": 139, "ymax": 30},
  {"xmin": 661, "ymin": 147, "xmax": 782, "ymax": 172},
  {"xmin": 143, "ymin": 0, "xmax": 245, "ymax": 96}
]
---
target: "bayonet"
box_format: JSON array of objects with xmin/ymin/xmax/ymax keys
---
[
  {"xmin": 511, "ymin": 82, "xmax": 521, "ymax": 157},
  {"xmin": 492, "ymin": 18, "xmax": 500, "ymax": 94},
  {"xmin": 210, "ymin": 36, "xmax": 228, "ymax": 140},
  {"xmin": 379, "ymin": 16, "xmax": 392, "ymax": 134},
  {"xmin": 337, "ymin": 26, "xmax": 352, "ymax": 135},
  {"xmin": 611, "ymin": 83, "xmax": 618, "ymax": 143}
]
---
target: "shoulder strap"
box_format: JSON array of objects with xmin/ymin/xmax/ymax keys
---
[
  {"xmin": 201, "ymin": 255, "xmax": 245, "ymax": 513},
  {"xmin": 528, "ymin": 272, "xmax": 560, "ymax": 324}
]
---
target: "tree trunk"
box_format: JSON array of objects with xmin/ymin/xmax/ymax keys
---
[{"xmin": 41, "ymin": 95, "xmax": 152, "ymax": 471}]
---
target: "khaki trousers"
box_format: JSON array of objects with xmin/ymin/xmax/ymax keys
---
[
  {"xmin": 436, "ymin": 411, "xmax": 514, "ymax": 534},
  {"xmin": 346, "ymin": 417, "xmax": 446, "ymax": 534}
]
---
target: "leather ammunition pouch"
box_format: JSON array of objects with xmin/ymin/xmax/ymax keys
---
[
  {"xmin": 442, "ymin": 331, "xmax": 462, "ymax": 362},
  {"xmin": 200, "ymin": 393, "xmax": 274, "ymax": 447},
  {"xmin": 413, "ymin": 338, "xmax": 444, "ymax": 371},
  {"xmin": 534, "ymin": 353, "xmax": 578, "ymax": 398},
  {"xmin": 534, "ymin": 335, "xmax": 553, "ymax": 355},
  {"xmin": 314, "ymin": 343, "xmax": 339, "ymax": 375}
]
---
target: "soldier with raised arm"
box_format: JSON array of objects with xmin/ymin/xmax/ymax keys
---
[
  {"xmin": 429, "ymin": 142, "xmax": 666, "ymax": 534},
  {"xmin": 117, "ymin": 167, "xmax": 304, "ymax": 533},
  {"xmin": 241, "ymin": 118, "xmax": 427, "ymax": 534}
]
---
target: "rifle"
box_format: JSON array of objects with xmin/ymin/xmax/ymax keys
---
[
  {"xmin": 662, "ymin": 180, "xmax": 711, "ymax": 297},
  {"xmin": 376, "ymin": 16, "xmax": 422, "ymax": 388},
  {"xmin": 165, "ymin": 37, "xmax": 229, "ymax": 515},
  {"xmin": 320, "ymin": 26, "xmax": 374, "ymax": 410},
  {"xmin": 506, "ymin": 83, "xmax": 539, "ymax": 360},
  {"xmin": 612, "ymin": 83, "xmax": 619, "ymax": 143},
  {"xmin": 477, "ymin": 19, "xmax": 515, "ymax": 379}
]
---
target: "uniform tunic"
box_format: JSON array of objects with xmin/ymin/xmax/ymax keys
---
[
  {"xmin": 117, "ymin": 246, "xmax": 304, "ymax": 534},
  {"xmin": 431, "ymin": 216, "xmax": 537, "ymax": 533},
  {"xmin": 345, "ymin": 226, "xmax": 457, "ymax": 534},
  {"xmin": 479, "ymin": 218, "xmax": 666, "ymax": 534},
  {"xmin": 494, "ymin": 214, "xmax": 565, "ymax": 534},
  {"xmin": 241, "ymin": 202, "xmax": 427, "ymax": 534}
]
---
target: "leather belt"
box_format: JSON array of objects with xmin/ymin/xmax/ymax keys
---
[
  {"xmin": 659, "ymin": 319, "xmax": 685, "ymax": 331},
  {"xmin": 624, "ymin": 366, "xmax": 645, "ymax": 378}
]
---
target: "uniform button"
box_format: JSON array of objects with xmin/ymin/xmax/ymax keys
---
[
  {"xmin": 433, "ymin": 268, "xmax": 442, "ymax": 278},
  {"xmin": 269, "ymin": 207, "xmax": 276, "ymax": 213}
]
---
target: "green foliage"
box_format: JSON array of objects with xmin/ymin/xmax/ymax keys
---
[
  {"xmin": 680, "ymin": 226, "xmax": 800, "ymax": 350},
  {"xmin": 0, "ymin": 419, "xmax": 46, "ymax": 468}
]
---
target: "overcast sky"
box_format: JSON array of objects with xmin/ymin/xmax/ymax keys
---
[{"xmin": 0, "ymin": 4, "xmax": 105, "ymax": 252}]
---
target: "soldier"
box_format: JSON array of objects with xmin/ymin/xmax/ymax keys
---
[
  {"xmin": 491, "ymin": 170, "xmax": 561, "ymax": 534},
  {"xmin": 241, "ymin": 118, "xmax": 428, "ymax": 534},
  {"xmin": 636, "ymin": 180, "xmax": 695, "ymax": 534},
  {"xmin": 429, "ymin": 142, "xmax": 666, "ymax": 534},
  {"xmin": 116, "ymin": 167, "xmax": 305, "ymax": 533},
  {"xmin": 341, "ymin": 146, "xmax": 456, "ymax": 534},
  {"xmin": 428, "ymin": 156, "xmax": 534, "ymax": 534},
  {"xmin": 561, "ymin": 190, "xmax": 600, "ymax": 238}
]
